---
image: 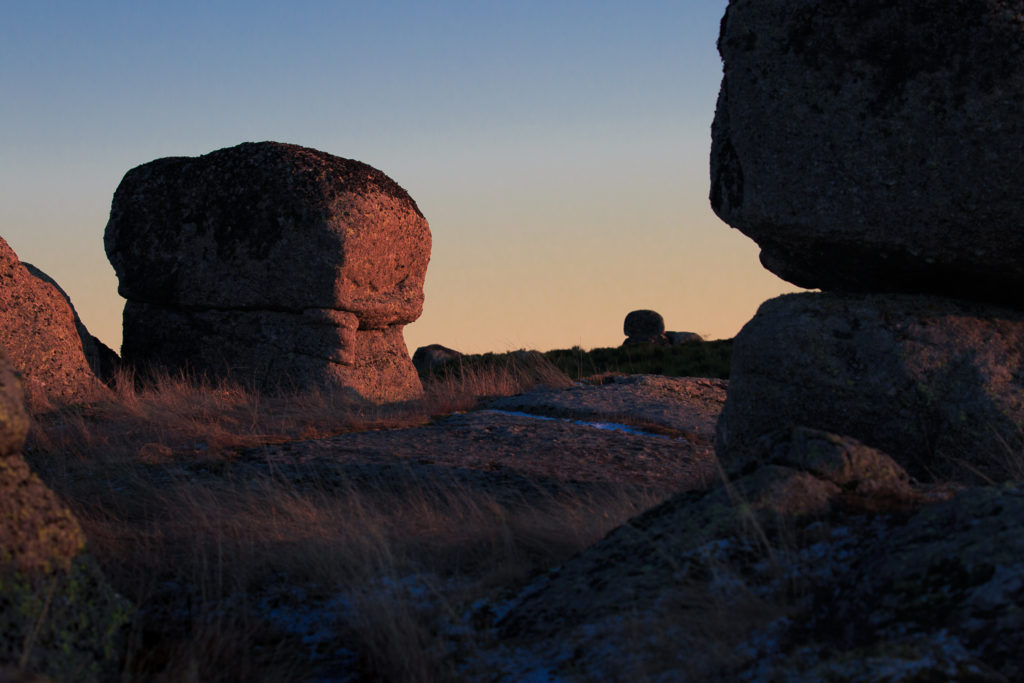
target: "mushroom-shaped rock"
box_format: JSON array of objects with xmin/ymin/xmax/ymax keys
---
[
  {"xmin": 104, "ymin": 142, "xmax": 431, "ymax": 401},
  {"xmin": 623, "ymin": 309, "xmax": 666, "ymax": 346},
  {"xmin": 711, "ymin": 0, "xmax": 1024, "ymax": 306}
]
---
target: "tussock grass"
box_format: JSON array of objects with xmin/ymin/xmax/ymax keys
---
[
  {"xmin": 419, "ymin": 350, "xmax": 575, "ymax": 414},
  {"xmin": 24, "ymin": 360, "xmax": 656, "ymax": 681}
]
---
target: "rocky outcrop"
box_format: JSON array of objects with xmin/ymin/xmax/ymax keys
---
[
  {"xmin": 622, "ymin": 309, "xmax": 666, "ymax": 345},
  {"xmin": 21, "ymin": 263, "xmax": 120, "ymax": 384},
  {"xmin": 104, "ymin": 142, "xmax": 431, "ymax": 401},
  {"xmin": 0, "ymin": 349, "xmax": 131, "ymax": 680},
  {"xmin": 0, "ymin": 238, "xmax": 110, "ymax": 411},
  {"xmin": 412, "ymin": 344, "xmax": 463, "ymax": 375},
  {"xmin": 716, "ymin": 292, "xmax": 1024, "ymax": 482},
  {"xmin": 463, "ymin": 429, "xmax": 1023, "ymax": 680},
  {"xmin": 711, "ymin": 0, "xmax": 1024, "ymax": 306}
]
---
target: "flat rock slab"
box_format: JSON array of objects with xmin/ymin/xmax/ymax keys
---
[
  {"xmin": 232, "ymin": 408, "xmax": 716, "ymax": 497},
  {"xmin": 487, "ymin": 375, "xmax": 728, "ymax": 442}
]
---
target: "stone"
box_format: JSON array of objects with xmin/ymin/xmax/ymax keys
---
[
  {"xmin": 21, "ymin": 263, "xmax": 120, "ymax": 384},
  {"xmin": 711, "ymin": 0, "xmax": 1024, "ymax": 305},
  {"xmin": 462, "ymin": 424, "xmax": 1024, "ymax": 680},
  {"xmin": 665, "ymin": 331, "xmax": 703, "ymax": 346},
  {"xmin": 716, "ymin": 292, "xmax": 1024, "ymax": 482},
  {"xmin": 0, "ymin": 349, "xmax": 131, "ymax": 681},
  {"xmin": 0, "ymin": 237, "xmax": 110, "ymax": 411},
  {"xmin": 104, "ymin": 141, "xmax": 431, "ymax": 401},
  {"xmin": 622, "ymin": 309, "xmax": 666, "ymax": 345},
  {"xmin": 412, "ymin": 344, "xmax": 463, "ymax": 374}
]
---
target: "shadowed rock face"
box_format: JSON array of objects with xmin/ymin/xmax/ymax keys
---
[
  {"xmin": 717, "ymin": 292, "xmax": 1024, "ymax": 483},
  {"xmin": 0, "ymin": 237, "xmax": 110, "ymax": 411},
  {"xmin": 0, "ymin": 349, "xmax": 131, "ymax": 681},
  {"xmin": 104, "ymin": 141, "xmax": 431, "ymax": 400},
  {"xmin": 711, "ymin": 0, "xmax": 1024, "ymax": 305}
]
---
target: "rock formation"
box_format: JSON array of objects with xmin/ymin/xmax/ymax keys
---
[
  {"xmin": 717, "ymin": 293, "xmax": 1024, "ymax": 481},
  {"xmin": 104, "ymin": 141, "xmax": 431, "ymax": 402},
  {"xmin": 412, "ymin": 344, "xmax": 463, "ymax": 375},
  {"xmin": 21, "ymin": 263, "xmax": 120, "ymax": 384},
  {"xmin": 622, "ymin": 309, "xmax": 666, "ymax": 345},
  {"xmin": 711, "ymin": 0, "xmax": 1024, "ymax": 483},
  {"xmin": 467, "ymin": 429, "xmax": 1023, "ymax": 680},
  {"xmin": 0, "ymin": 237, "xmax": 110, "ymax": 411},
  {"xmin": 0, "ymin": 349, "xmax": 131, "ymax": 680},
  {"xmin": 711, "ymin": 0, "xmax": 1024, "ymax": 307}
]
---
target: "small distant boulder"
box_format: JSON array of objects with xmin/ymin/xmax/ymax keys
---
[
  {"xmin": 21, "ymin": 262, "xmax": 120, "ymax": 383},
  {"xmin": 412, "ymin": 344, "xmax": 463, "ymax": 374},
  {"xmin": 623, "ymin": 309, "xmax": 666, "ymax": 346},
  {"xmin": 0, "ymin": 236, "xmax": 109, "ymax": 411},
  {"xmin": 665, "ymin": 331, "xmax": 703, "ymax": 346}
]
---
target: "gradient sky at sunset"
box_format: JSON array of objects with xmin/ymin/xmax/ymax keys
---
[{"xmin": 1, "ymin": 1, "xmax": 803, "ymax": 354}]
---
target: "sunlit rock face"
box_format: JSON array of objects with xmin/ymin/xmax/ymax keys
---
[
  {"xmin": 0, "ymin": 236, "xmax": 110, "ymax": 411},
  {"xmin": 711, "ymin": 0, "xmax": 1024, "ymax": 306},
  {"xmin": 105, "ymin": 141, "xmax": 431, "ymax": 401}
]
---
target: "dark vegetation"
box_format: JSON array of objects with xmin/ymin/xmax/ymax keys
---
[{"xmin": 419, "ymin": 339, "xmax": 733, "ymax": 385}]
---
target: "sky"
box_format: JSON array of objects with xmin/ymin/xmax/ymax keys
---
[{"xmin": 1, "ymin": 1, "xmax": 802, "ymax": 355}]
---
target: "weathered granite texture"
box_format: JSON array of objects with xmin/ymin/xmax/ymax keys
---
[
  {"xmin": 716, "ymin": 292, "xmax": 1024, "ymax": 482},
  {"xmin": 21, "ymin": 263, "xmax": 119, "ymax": 384},
  {"xmin": 711, "ymin": 0, "xmax": 1024, "ymax": 305},
  {"xmin": 0, "ymin": 350, "xmax": 131, "ymax": 681},
  {"xmin": 104, "ymin": 142, "xmax": 430, "ymax": 400},
  {"xmin": 0, "ymin": 237, "xmax": 109, "ymax": 411},
  {"xmin": 463, "ymin": 428, "xmax": 1022, "ymax": 680}
]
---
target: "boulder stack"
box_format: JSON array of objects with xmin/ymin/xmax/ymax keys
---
[
  {"xmin": 0, "ymin": 237, "xmax": 110, "ymax": 411},
  {"xmin": 0, "ymin": 349, "xmax": 131, "ymax": 680},
  {"xmin": 711, "ymin": 0, "xmax": 1024, "ymax": 306},
  {"xmin": 104, "ymin": 142, "xmax": 431, "ymax": 402},
  {"xmin": 711, "ymin": 0, "xmax": 1024, "ymax": 482}
]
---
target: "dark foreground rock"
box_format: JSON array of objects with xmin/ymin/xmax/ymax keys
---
[
  {"xmin": 0, "ymin": 350, "xmax": 131, "ymax": 681},
  {"xmin": 716, "ymin": 292, "xmax": 1024, "ymax": 482},
  {"xmin": 0, "ymin": 237, "xmax": 109, "ymax": 411},
  {"xmin": 711, "ymin": 0, "xmax": 1024, "ymax": 306},
  {"xmin": 463, "ymin": 427, "xmax": 1021, "ymax": 681},
  {"xmin": 105, "ymin": 141, "xmax": 430, "ymax": 401}
]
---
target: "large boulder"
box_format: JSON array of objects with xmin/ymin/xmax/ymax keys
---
[
  {"xmin": 716, "ymin": 292, "xmax": 1024, "ymax": 482},
  {"xmin": 104, "ymin": 141, "xmax": 431, "ymax": 401},
  {"xmin": 0, "ymin": 349, "xmax": 131, "ymax": 680},
  {"xmin": 711, "ymin": 0, "xmax": 1024, "ymax": 305},
  {"xmin": 0, "ymin": 237, "xmax": 109, "ymax": 411}
]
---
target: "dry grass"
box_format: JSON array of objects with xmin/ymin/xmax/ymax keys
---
[{"xmin": 23, "ymin": 358, "xmax": 656, "ymax": 682}]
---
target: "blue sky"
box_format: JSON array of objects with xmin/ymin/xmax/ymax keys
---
[{"xmin": 1, "ymin": 1, "xmax": 800, "ymax": 353}]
